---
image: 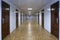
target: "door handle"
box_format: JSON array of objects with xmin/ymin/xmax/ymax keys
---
[
  {"xmin": 56, "ymin": 18, "xmax": 58, "ymax": 24},
  {"xmin": 2, "ymin": 18, "xmax": 4, "ymax": 24}
]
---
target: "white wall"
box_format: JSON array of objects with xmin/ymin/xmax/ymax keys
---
[
  {"xmin": 39, "ymin": 0, "xmax": 59, "ymax": 33},
  {"xmin": 10, "ymin": 6, "xmax": 16, "ymax": 33},
  {"xmin": 0, "ymin": 0, "xmax": 1, "ymax": 40},
  {"xmin": 32, "ymin": 13, "xmax": 38, "ymax": 23},
  {"xmin": 39, "ymin": 12, "xmax": 42, "ymax": 26},
  {"xmin": 21, "ymin": 13, "xmax": 23, "ymax": 24},
  {"xmin": 18, "ymin": 12, "xmax": 21, "ymax": 27},
  {"xmin": 27, "ymin": 15, "xmax": 38, "ymax": 23},
  {"xmin": 44, "ymin": 6, "xmax": 51, "ymax": 32}
]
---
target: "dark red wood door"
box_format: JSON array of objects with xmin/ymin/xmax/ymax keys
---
[
  {"xmin": 51, "ymin": 1, "xmax": 59, "ymax": 39},
  {"xmin": 42, "ymin": 10, "xmax": 44, "ymax": 28},
  {"xmin": 16, "ymin": 13, "xmax": 18, "ymax": 28},
  {"xmin": 2, "ymin": 1, "xmax": 10, "ymax": 39}
]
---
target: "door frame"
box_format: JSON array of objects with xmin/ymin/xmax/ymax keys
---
[
  {"xmin": 41, "ymin": 9, "xmax": 44, "ymax": 28},
  {"xmin": 38, "ymin": 12, "xmax": 39, "ymax": 24},
  {"xmin": 2, "ymin": 1, "xmax": 10, "ymax": 40},
  {"xmin": 51, "ymin": 1, "xmax": 59, "ymax": 39},
  {"xmin": 20, "ymin": 14, "xmax": 22, "ymax": 24},
  {"xmin": 16, "ymin": 9, "xmax": 18, "ymax": 28}
]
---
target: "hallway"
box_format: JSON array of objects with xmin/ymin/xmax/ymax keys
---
[
  {"xmin": 0, "ymin": 0, "xmax": 60, "ymax": 40},
  {"xmin": 4, "ymin": 21, "xmax": 57, "ymax": 40}
]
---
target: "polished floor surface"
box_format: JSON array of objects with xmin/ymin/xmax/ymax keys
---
[{"xmin": 4, "ymin": 21, "xmax": 57, "ymax": 40}]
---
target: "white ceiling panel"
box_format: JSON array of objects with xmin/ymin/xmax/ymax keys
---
[{"xmin": 10, "ymin": 0, "xmax": 51, "ymax": 14}]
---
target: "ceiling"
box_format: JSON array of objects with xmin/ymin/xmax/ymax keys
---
[{"xmin": 10, "ymin": 0, "xmax": 51, "ymax": 14}]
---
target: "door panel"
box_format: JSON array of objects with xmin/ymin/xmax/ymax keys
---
[
  {"xmin": 16, "ymin": 10, "xmax": 18, "ymax": 28},
  {"xmin": 42, "ymin": 10, "xmax": 44, "ymax": 28},
  {"xmin": 2, "ymin": 1, "xmax": 10, "ymax": 39},
  {"xmin": 51, "ymin": 1, "xmax": 59, "ymax": 39}
]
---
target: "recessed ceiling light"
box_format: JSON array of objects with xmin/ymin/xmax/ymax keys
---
[
  {"xmin": 28, "ymin": 8, "xmax": 32, "ymax": 10},
  {"xmin": 47, "ymin": 8, "xmax": 55, "ymax": 11}
]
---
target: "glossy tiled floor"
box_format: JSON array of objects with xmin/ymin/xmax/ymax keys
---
[{"xmin": 4, "ymin": 21, "xmax": 57, "ymax": 40}]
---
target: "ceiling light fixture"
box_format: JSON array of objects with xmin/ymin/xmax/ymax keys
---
[
  {"xmin": 28, "ymin": 8, "xmax": 32, "ymax": 10},
  {"xmin": 47, "ymin": 8, "xmax": 55, "ymax": 11}
]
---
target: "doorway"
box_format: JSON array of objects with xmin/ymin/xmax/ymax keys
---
[
  {"xmin": 2, "ymin": 1, "xmax": 10, "ymax": 39},
  {"xmin": 20, "ymin": 14, "xmax": 22, "ymax": 24},
  {"xmin": 38, "ymin": 12, "xmax": 39, "ymax": 24},
  {"xmin": 42, "ymin": 10, "xmax": 44, "ymax": 28},
  {"xmin": 51, "ymin": 1, "xmax": 59, "ymax": 39},
  {"xmin": 16, "ymin": 9, "xmax": 18, "ymax": 28}
]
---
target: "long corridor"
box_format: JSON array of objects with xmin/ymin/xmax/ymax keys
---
[{"xmin": 4, "ymin": 21, "xmax": 57, "ymax": 40}]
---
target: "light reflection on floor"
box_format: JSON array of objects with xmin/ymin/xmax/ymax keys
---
[{"xmin": 28, "ymin": 22, "xmax": 32, "ymax": 34}]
